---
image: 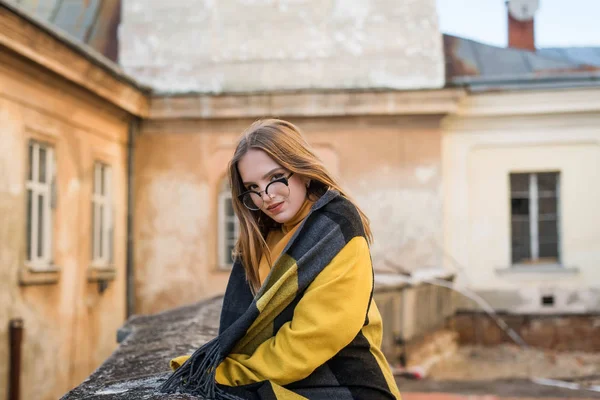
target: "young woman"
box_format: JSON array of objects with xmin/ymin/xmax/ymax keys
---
[{"xmin": 162, "ymin": 119, "xmax": 401, "ymax": 400}]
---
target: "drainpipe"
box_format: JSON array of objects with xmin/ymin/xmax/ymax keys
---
[
  {"xmin": 9, "ymin": 318, "xmax": 23, "ymax": 400},
  {"xmin": 126, "ymin": 118, "xmax": 139, "ymax": 318}
]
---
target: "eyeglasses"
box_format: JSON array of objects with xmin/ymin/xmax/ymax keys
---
[{"xmin": 238, "ymin": 172, "xmax": 294, "ymax": 211}]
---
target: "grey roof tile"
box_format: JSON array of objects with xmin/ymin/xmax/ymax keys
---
[
  {"xmin": 538, "ymin": 47, "xmax": 600, "ymax": 67},
  {"xmin": 444, "ymin": 34, "xmax": 600, "ymax": 89}
]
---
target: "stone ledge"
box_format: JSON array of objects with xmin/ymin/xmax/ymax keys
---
[
  {"xmin": 19, "ymin": 265, "xmax": 60, "ymax": 286},
  {"xmin": 87, "ymin": 266, "xmax": 117, "ymax": 282},
  {"xmin": 496, "ymin": 265, "xmax": 580, "ymax": 276},
  {"xmin": 61, "ymin": 296, "xmax": 223, "ymax": 399},
  {"xmin": 149, "ymin": 88, "xmax": 465, "ymax": 120}
]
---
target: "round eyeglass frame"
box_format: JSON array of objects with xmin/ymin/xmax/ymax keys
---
[{"xmin": 238, "ymin": 172, "xmax": 295, "ymax": 211}]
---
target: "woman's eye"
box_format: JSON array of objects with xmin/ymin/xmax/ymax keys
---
[{"xmin": 271, "ymin": 173, "xmax": 284, "ymax": 180}]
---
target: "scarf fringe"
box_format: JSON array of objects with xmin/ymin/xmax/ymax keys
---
[{"xmin": 159, "ymin": 337, "xmax": 244, "ymax": 399}]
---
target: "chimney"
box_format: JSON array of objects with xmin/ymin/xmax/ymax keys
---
[
  {"xmin": 508, "ymin": 13, "xmax": 535, "ymax": 51},
  {"xmin": 506, "ymin": 0, "xmax": 538, "ymax": 52}
]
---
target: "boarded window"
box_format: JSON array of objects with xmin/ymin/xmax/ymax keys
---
[{"xmin": 510, "ymin": 172, "xmax": 560, "ymax": 265}]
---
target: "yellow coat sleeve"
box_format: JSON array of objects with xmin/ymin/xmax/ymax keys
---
[
  {"xmin": 215, "ymin": 236, "xmax": 373, "ymax": 386},
  {"xmin": 170, "ymin": 355, "xmax": 191, "ymax": 371}
]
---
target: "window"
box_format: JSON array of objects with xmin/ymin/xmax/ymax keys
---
[
  {"xmin": 510, "ymin": 172, "xmax": 560, "ymax": 265},
  {"xmin": 91, "ymin": 162, "xmax": 114, "ymax": 267},
  {"xmin": 26, "ymin": 140, "xmax": 56, "ymax": 269},
  {"xmin": 218, "ymin": 178, "xmax": 240, "ymax": 269}
]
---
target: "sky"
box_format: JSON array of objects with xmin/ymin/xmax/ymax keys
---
[{"xmin": 436, "ymin": 0, "xmax": 600, "ymax": 48}]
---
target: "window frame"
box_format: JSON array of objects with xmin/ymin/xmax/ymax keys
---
[
  {"xmin": 90, "ymin": 161, "xmax": 114, "ymax": 269},
  {"xmin": 25, "ymin": 139, "xmax": 56, "ymax": 271},
  {"xmin": 217, "ymin": 179, "xmax": 240, "ymax": 270},
  {"xmin": 509, "ymin": 171, "xmax": 561, "ymax": 267}
]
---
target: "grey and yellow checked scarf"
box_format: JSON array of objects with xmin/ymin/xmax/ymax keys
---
[{"xmin": 160, "ymin": 190, "xmax": 397, "ymax": 399}]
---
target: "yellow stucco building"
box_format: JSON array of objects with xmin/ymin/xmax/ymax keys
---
[{"xmin": 0, "ymin": 3, "xmax": 148, "ymax": 399}]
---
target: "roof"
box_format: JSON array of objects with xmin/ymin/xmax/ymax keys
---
[
  {"xmin": 2, "ymin": 0, "xmax": 120, "ymax": 61},
  {"xmin": 444, "ymin": 34, "xmax": 600, "ymax": 91},
  {"xmin": 538, "ymin": 47, "xmax": 600, "ymax": 67},
  {"xmin": 5, "ymin": 1, "xmax": 599, "ymax": 94},
  {"xmin": 0, "ymin": 1, "xmax": 149, "ymax": 94},
  {"xmin": 61, "ymin": 296, "xmax": 224, "ymax": 399}
]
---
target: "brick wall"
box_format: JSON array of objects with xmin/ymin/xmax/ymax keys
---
[{"xmin": 453, "ymin": 313, "xmax": 600, "ymax": 351}]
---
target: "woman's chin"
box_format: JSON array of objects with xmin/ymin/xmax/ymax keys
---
[
  {"xmin": 270, "ymin": 213, "xmax": 288, "ymax": 224},
  {"xmin": 267, "ymin": 207, "xmax": 289, "ymax": 223}
]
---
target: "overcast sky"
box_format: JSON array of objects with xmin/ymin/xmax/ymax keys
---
[{"xmin": 436, "ymin": 0, "xmax": 600, "ymax": 48}]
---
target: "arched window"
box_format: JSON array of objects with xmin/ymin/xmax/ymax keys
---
[{"xmin": 218, "ymin": 177, "xmax": 240, "ymax": 269}]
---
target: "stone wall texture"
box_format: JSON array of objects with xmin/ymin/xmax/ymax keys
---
[{"xmin": 120, "ymin": 0, "xmax": 445, "ymax": 93}]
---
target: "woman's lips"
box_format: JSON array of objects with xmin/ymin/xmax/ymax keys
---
[{"xmin": 267, "ymin": 202, "xmax": 284, "ymax": 212}]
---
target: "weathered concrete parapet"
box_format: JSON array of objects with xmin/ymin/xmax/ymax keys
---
[
  {"xmin": 374, "ymin": 271, "xmax": 457, "ymax": 363},
  {"xmin": 62, "ymin": 273, "xmax": 457, "ymax": 398},
  {"xmin": 61, "ymin": 296, "xmax": 223, "ymax": 399},
  {"xmin": 120, "ymin": 0, "xmax": 445, "ymax": 93}
]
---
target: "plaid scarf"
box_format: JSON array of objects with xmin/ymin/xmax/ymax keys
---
[{"xmin": 160, "ymin": 190, "xmax": 397, "ymax": 399}]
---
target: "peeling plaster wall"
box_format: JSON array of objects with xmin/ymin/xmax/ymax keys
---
[
  {"xmin": 443, "ymin": 93, "xmax": 600, "ymax": 314},
  {"xmin": 0, "ymin": 52, "xmax": 130, "ymax": 400},
  {"xmin": 134, "ymin": 128, "xmax": 230, "ymax": 315},
  {"xmin": 135, "ymin": 116, "xmax": 444, "ymax": 314},
  {"xmin": 120, "ymin": 0, "xmax": 444, "ymax": 93},
  {"xmin": 318, "ymin": 118, "xmax": 443, "ymax": 273}
]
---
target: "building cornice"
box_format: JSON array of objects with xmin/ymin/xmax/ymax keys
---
[
  {"xmin": 442, "ymin": 111, "xmax": 600, "ymax": 133},
  {"xmin": 149, "ymin": 88, "xmax": 466, "ymax": 120},
  {"xmin": 455, "ymin": 86, "xmax": 600, "ymax": 117},
  {"xmin": 0, "ymin": 2, "xmax": 149, "ymax": 117}
]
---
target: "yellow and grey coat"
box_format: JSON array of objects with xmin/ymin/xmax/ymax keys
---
[{"xmin": 161, "ymin": 190, "xmax": 401, "ymax": 399}]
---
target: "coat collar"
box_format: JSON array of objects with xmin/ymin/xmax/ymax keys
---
[
  {"xmin": 255, "ymin": 189, "xmax": 340, "ymax": 298},
  {"xmin": 310, "ymin": 189, "xmax": 340, "ymax": 212},
  {"xmin": 279, "ymin": 188, "xmax": 340, "ymax": 256}
]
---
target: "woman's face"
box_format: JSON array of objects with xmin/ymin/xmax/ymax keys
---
[{"xmin": 238, "ymin": 148, "xmax": 309, "ymax": 224}]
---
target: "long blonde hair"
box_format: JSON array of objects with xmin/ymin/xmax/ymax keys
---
[{"xmin": 227, "ymin": 119, "xmax": 373, "ymax": 294}]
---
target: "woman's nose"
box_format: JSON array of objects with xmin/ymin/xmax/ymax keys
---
[{"xmin": 260, "ymin": 191, "xmax": 274, "ymax": 201}]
